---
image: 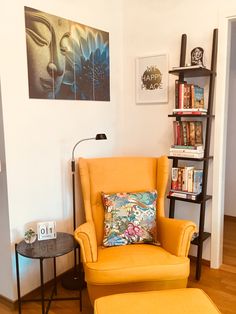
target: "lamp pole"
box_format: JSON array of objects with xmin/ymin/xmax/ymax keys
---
[{"xmin": 62, "ymin": 133, "xmax": 107, "ymax": 290}]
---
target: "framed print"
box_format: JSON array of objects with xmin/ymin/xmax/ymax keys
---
[
  {"xmin": 24, "ymin": 6, "xmax": 110, "ymax": 101},
  {"xmin": 136, "ymin": 54, "xmax": 168, "ymax": 104}
]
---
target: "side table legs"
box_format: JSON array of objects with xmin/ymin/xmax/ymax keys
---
[
  {"xmin": 15, "ymin": 244, "xmax": 22, "ymax": 314},
  {"xmin": 15, "ymin": 234, "xmax": 81, "ymax": 313},
  {"xmin": 39, "ymin": 258, "xmax": 45, "ymax": 314}
]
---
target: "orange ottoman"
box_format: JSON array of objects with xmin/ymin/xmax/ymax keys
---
[{"xmin": 94, "ymin": 288, "xmax": 220, "ymax": 314}]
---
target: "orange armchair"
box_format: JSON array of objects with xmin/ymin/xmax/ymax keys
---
[{"xmin": 74, "ymin": 156, "xmax": 196, "ymax": 305}]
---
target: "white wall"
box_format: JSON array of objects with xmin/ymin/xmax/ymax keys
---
[
  {"xmin": 0, "ymin": 0, "xmax": 123, "ymax": 300},
  {"xmin": 0, "ymin": 82, "xmax": 13, "ymax": 299},
  {"xmin": 224, "ymin": 21, "xmax": 236, "ymax": 217},
  {"xmin": 122, "ymin": 0, "xmax": 236, "ymax": 261}
]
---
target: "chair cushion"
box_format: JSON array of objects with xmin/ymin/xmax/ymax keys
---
[
  {"xmin": 102, "ymin": 191, "xmax": 157, "ymax": 247},
  {"xmin": 94, "ymin": 288, "xmax": 221, "ymax": 314},
  {"xmin": 84, "ymin": 244, "xmax": 189, "ymax": 285}
]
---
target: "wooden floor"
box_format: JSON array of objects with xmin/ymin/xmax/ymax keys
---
[
  {"xmin": 1, "ymin": 216, "xmax": 235, "ymax": 314},
  {"xmin": 223, "ymin": 215, "xmax": 236, "ymax": 267},
  {"xmin": 0, "ymin": 262, "xmax": 235, "ymax": 314}
]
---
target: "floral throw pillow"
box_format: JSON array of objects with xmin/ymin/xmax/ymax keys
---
[{"xmin": 102, "ymin": 190, "xmax": 157, "ymax": 247}]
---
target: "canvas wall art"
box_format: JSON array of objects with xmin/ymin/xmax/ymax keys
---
[
  {"xmin": 24, "ymin": 7, "xmax": 110, "ymax": 101},
  {"xmin": 136, "ymin": 54, "xmax": 168, "ymax": 104}
]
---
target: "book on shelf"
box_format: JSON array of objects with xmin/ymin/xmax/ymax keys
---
[
  {"xmin": 193, "ymin": 169, "xmax": 203, "ymax": 194},
  {"xmin": 171, "ymin": 144, "xmax": 204, "ymax": 150},
  {"xmin": 173, "ymin": 108, "xmax": 207, "ymax": 112},
  {"xmin": 193, "ymin": 85, "xmax": 204, "ymax": 109},
  {"xmin": 189, "ymin": 121, "xmax": 195, "ymax": 146},
  {"xmin": 177, "ymin": 167, "xmax": 183, "ymax": 190},
  {"xmin": 170, "ymin": 145, "xmax": 204, "ymax": 153},
  {"xmin": 182, "ymin": 166, "xmax": 194, "ymax": 192},
  {"xmin": 172, "ymin": 108, "xmax": 207, "ymax": 115},
  {"xmin": 175, "ymin": 80, "xmax": 180, "ymax": 109},
  {"xmin": 169, "ymin": 151, "xmax": 204, "ymax": 158},
  {"xmin": 172, "ymin": 111, "xmax": 207, "ymax": 115},
  {"xmin": 171, "ymin": 168, "xmax": 178, "ymax": 190},
  {"xmin": 171, "ymin": 65, "xmax": 206, "ymax": 70},
  {"xmin": 178, "ymin": 82, "xmax": 185, "ymax": 109},
  {"xmin": 195, "ymin": 121, "xmax": 203, "ymax": 145},
  {"xmin": 169, "ymin": 190, "xmax": 200, "ymax": 200}
]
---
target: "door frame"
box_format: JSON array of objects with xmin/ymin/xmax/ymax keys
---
[{"xmin": 211, "ymin": 10, "xmax": 236, "ymax": 268}]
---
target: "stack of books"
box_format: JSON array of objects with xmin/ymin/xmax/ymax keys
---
[
  {"xmin": 169, "ymin": 145, "xmax": 204, "ymax": 158},
  {"xmin": 169, "ymin": 190, "xmax": 200, "ymax": 200},
  {"xmin": 172, "ymin": 108, "xmax": 207, "ymax": 115}
]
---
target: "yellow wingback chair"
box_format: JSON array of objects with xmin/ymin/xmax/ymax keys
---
[{"xmin": 74, "ymin": 156, "xmax": 196, "ymax": 305}]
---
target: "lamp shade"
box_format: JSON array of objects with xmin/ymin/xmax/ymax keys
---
[{"xmin": 95, "ymin": 133, "xmax": 107, "ymax": 140}]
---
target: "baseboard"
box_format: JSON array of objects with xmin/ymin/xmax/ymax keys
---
[{"xmin": 0, "ymin": 294, "xmax": 16, "ymax": 310}]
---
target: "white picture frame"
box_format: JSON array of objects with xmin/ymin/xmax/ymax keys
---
[{"xmin": 136, "ymin": 54, "xmax": 168, "ymax": 104}]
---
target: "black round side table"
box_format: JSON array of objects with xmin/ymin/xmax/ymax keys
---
[{"xmin": 15, "ymin": 232, "xmax": 82, "ymax": 314}]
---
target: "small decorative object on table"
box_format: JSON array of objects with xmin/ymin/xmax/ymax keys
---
[
  {"xmin": 24, "ymin": 228, "xmax": 36, "ymax": 244},
  {"xmin": 37, "ymin": 221, "xmax": 57, "ymax": 241},
  {"xmin": 191, "ymin": 47, "xmax": 204, "ymax": 66}
]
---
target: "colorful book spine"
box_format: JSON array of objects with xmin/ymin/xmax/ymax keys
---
[
  {"xmin": 171, "ymin": 168, "xmax": 178, "ymax": 190},
  {"xmin": 193, "ymin": 170, "xmax": 203, "ymax": 194},
  {"xmin": 195, "ymin": 121, "xmax": 203, "ymax": 145},
  {"xmin": 178, "ymin": 82, "xmax": 185, "ymax": 109}
]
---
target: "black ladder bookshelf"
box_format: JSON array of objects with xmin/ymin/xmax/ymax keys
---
[{"xmin": 167, "ymin": 29, "xmax": 218, "ymax": 280}]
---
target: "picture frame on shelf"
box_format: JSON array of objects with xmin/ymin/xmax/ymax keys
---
[{"xmin": 135, "ymin": 54, "xmax": 168, "ymax": 104}]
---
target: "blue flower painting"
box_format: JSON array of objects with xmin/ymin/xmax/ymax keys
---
[{"xmin": 24, "ymin": 7, "xmax": 110, "ymax": 101}]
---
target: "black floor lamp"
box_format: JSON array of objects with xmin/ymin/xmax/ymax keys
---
[{"xmin": 61, "ymin": 133, "xmax": 107, "ymax": 290}]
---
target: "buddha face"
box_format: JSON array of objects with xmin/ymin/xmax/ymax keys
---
[{"xmin": 25, "ymin": 8, "xmax": 71, "ymax": 99}]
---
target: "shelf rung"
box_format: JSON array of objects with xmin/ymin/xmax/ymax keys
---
[
  {"xmin": 167, "ymin": 195, "xmax": 212, "ymax": 203},
  {"xmin": 168, "ymin": 156, "xmax": 213, "ymax": 161},
  {"xmin": 191, "ymin": 232, "xmax": 211, "ymax": 245}
]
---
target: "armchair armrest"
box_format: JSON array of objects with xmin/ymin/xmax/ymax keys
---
[
  {"xmin": 74, "ymin": 221, "xmax": 98, "ymax": 263},
  {"xmin": 157, "ymin": 217, "xmax": 197, "ymax": 257}
]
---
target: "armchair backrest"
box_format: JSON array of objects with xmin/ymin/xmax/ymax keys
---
[{"xmin": 78, "ymin": 156, "xmax": 169, "ymax": 245}]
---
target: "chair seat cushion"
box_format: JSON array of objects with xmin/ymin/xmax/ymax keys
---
[
  {"xmin": 94, "ymin": 288, "xmax": 221, "ymax": 314},
  {"xmin": 84, "ymin": 244, "xmax": 189, "ymax": 285}
]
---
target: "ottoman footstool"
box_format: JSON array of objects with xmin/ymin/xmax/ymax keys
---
[{"xmin": 94, "ymin": 288, "xmax": 220, "ymax": 314}]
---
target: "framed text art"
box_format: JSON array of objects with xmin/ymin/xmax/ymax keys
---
[{"xmin": 136, "ymin": 54, "xmax": 168, "ymax": 104}]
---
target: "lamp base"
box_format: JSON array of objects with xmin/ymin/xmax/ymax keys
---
[{"xmin": 61, "ymin": 269, "xmax": 85, "ymax": 290}]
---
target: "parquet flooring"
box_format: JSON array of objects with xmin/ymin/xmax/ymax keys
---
[
  {"xmin": 1, "ymin": 263, "xmax": 235, "ymax": 314},
  {"xmin": 223, "ymin": 215, "xmax": 236, "ymax": 267}
]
